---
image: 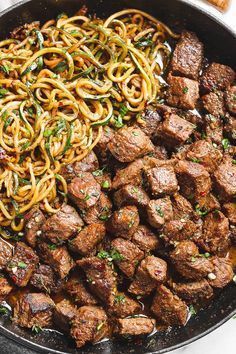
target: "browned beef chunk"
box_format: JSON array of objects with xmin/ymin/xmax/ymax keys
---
[
  {"xmin": 0, "ymin": 238, "xmax": 12, "ymax": 270},
  {"xmin": 108, "ymin": 126, "xmax": 154, "ymax": 163},
  {"xmin": 145, "ymin": 165, "xmax": 178, "ymax": 197},
  {"xmin": 112, "ymin": 159, "xmax": 144, "ymax": 190},
  {"xmin": 171, "ymin": 279, "xmax": 213, "ymax": 304},
  {"xmin": 70, "ymin": 306, "xmax": 109, "ymax": 348},
  {"xmin": 163, "ymin": 219, "xmax": 199, "ymax": 245},
  {"xmin": 147, "ymin": 197, "xmax": 173, "ymax": 229},
  {"xmin": 69, "ymin": 223, "xmax": 106, "ymax": 256},
  {"xmin": 68, "ymin": 172, "xmax": 101, "ymax": 210},
  {"xmin": 200, "ymin": 63, "xmax": 235, "ymax": 93},
  {"xmin": 13, "ymin": 293, "xmax": 55, "ymax": 328},
  {"xmin": 157, "ymin": 113, "xmax": 195, "ymax": 146},
  {"xmin": 114, "ymin": 317, "xmax": 156, "ymax": 337},
  {"xmin": 175, "ymin": 160, "xmax": 211, "ymax": 201},
  {"xmin": 129, "ymin": 256, "xmax": 167, "ymax": 296},
  {"xmin": 114, "ymin": 185, "xmax": 150, "ymax": 209},
  {"xmin": 213, "ymin": 157, "xmax": 236, "ymax": 200},
  {"xmin": 106, "ymin": 205, "xmax": 139, "ymax": 239},
  {"xmin": 10, "ymin": 21, "xmax": 40, "ymax": 40},
  {"xmin": 170, "ymin": 31, "xmax": 203, "ymax": 80},
  {"xmin": 225, "ymin": 86, "xmax": 236, "ymax": 115},
  {"xmin": 208, "ymin": 257, "xmax": 233, "ymax": 288},
  {"xmin": 223, "ymin": 202, "xmax": 236, "ymax": 224},
  {"xmin": 195, "ymin": 211, "xmax": 229, "ymax": 256},
  {"xmin": 81, "ymin": 192, "xmax": 112, "ymax": 224},
  {"xmin": 108, "ymin": 293, "xmax": 141, "ymax": 318},
  {"xmin": 111, "ymin": 238, "xmax": 144, "ymax": 278},
  {"xmin": 24, "ymin": 208, "xmax": 46, "ymax": 248},
  {"xmin": 0, "ymin": 276, "xmax": 13, "ymax": 301},
  {"xmin": 77, "ymin": 257, "xmax": 117, "ymax": 305},
  {"xmin": 94, "ymin": 126, "xmax": 114, "ymax": 161},
  {"xmin": 202, "ymin": 91, "xmax": 226, "ymax": 118},
  {"xmin": 151, "ymin": 285, "xmax": 188, "ymax": 326},
  {"xmin": 166, "ymin": 75, "xmax": 199, "ymax": 110},
  {"xmin": 224, "ymin": 116, "xmax": 236, "ymax": 142},
  {"xmin": 137, "ymin": 108, "xmax": 161, "ymax": 138},
  {"xmin": 132, "ymin": 225, "xmax": 159, "ymax": 253},
  {"xmin": 60, "ymin": 151, "xmax": 99, "ymax": 181},
  {"xmin": 65, "ymin": 275, "xmax": 97, "ymax": 305},
  {"xmin": 42, "ymin": 205, "xmax": 83, "ymax": 244},
  {"xmin": 170, "ymin": 241, "xmax": 214, "ymax": 280},
  {"xmin": 197, "ymin": 193, "xmax": 220, "ymax": 212},
  {"xmin": 53, "ymin": 299, "xmax": 77, "ymax": 332},
  {"xmin": 30, "ymin": 264, "xmax": 63, "ymax": 294},
  {"xmin": 6, "ymin": 242, "xmax": 38, "ymax": 287},
  {"xmin": 38, "ymin": 243, "xmax": 74, "ymax": 279},
  {"xmin": 171, "ymin": 193, "xmax": 194, "ymax": 219},
  {"xmin": 151, "ymin": 145, "xmax": 168, "ymax": 160}
]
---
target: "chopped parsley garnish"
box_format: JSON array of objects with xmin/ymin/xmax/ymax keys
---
[
  {"xmin": 119, "ymin": 103, "xmax": 129, "ymax": 118},
  {"xmin": 92, "ymin": 168, "xmax": 104, "ymax": 177},
  {"xmin": 102, "ymin": 180, "xmax": 110, "ymax": 189},
  {"xmin": 48, "ymin": 244, "xmax": 57, "ymax": 250},
  {"xmin": 232, "ymin": 159, "xmax": 236, "ymax": 165},
  {"xmin": 222, "ymin": 138, "xmax": 230, "ymax": 150},
  {"xmin": 32, "ymin": 325, "xmax": 42, "ymax": 334},
  {"xmin": 182, "ymin": 86, "xmax": 189, "ymax": 94},
  {"xmin": 155, "ymin": 206, "xmax": 164, "ymax": 217},
  {"xmin": 189, "ymin": 304, "xmax": 197, "ymax": 316},
  {"xmin": 110, "ymin": 249, "xmax": 124, "ymax": 262},
  {"xmin": 195, "ymin": 204, "xmax": 208, "ymax": 217},
  {"xmin": 84, "ymin": 194, "xmax": 90, "ymax": 201},
  {"xmin": 96, "ymin": 321, "xmax": 105, "ymax": 331},
  {"xmin": 97, "ymin": 249, "xmax": 124, "ymax": 262},
  {"xmin": 114, "ymin": 294, "xmax": 126, "ymax": 303},
  {"xmin": 97, "ymin": 250, "xmax": 110, "ymax": 259},
  {"xmin": 190, "ymin": 157, "xmax": 201, "ymax": 163},
  {"xmin": 18, "ymin": 261, "xmax": 27, "ymax": 269},
  {"xmin": 0, "ymin": 88, "xmax": 9, "ymax": 98},
  {"xmin": 0, "ymin": 305, "xmax": 9, "ymax": 315}
]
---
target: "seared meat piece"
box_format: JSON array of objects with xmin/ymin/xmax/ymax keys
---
[
  {"xmin": 0, "ymin": 276, "xmax": 13, "ymax": 301},
  {"xmin": 202, "ymin": 91, "xmax": 225, "ymax": 118},
  {"xmin": 151, "ymin": 145, "xmax": 168, "ymax": 160},
  {"xmin": 106, "ymin": 205, "xmax": 139, "ymax": 239},
  {"xmin": 68, "ymin": 172, "xmax": 101, "ymax": 210},
  {"xmin": 30, "ymin": 264, "xmax": 63, "ymax": 294},
  {"xmin": 60, "ymin": 151, "xmax": 99, "ymax": 181},
  {"xmin": 70, "ymin": 306, "xmax": 109, "ymax": 348},
  {"xmin": 137, "ymin": 108, "xmax": 161, "ymax": 138},
  {"xmin": 24, "ymin": 208, "xmax": 46, "ymax": 248},
  {"xmin": 157, "ymin": 113, "xmax": 195, "ymax": 146},
  {"xmin": 10, "ymin": 21, "xmax": 40, "ymax": 40},
  {"xmin": 0, "ymin": 238, "xmax": 12, "ymax": 270},
  {"xmin": 108, "ymin": 293, "xmax": 141, "ymax": 318},
  {"xmin": 69, "ymin": 223, "xmax": 106, "ymax": 256},
  {"xmin": 129, "ymin": 256, "xmax": 167, "ymax": 296},
  {"xmin": 111, "ymin": 238, "xmax": 144, "ymax": 278},
  {"xmin": 170, "ymin": 241, "xmax": 214, "ymax": 280},
  {"xmin": 81, "ymin": 192, "xmax": 112, "ymax": 224},
  {"xmin": 114, "ymin": 185, "xmax": 150, "ymax": 209},
  {"xmin": 166, "ymin": 75, "xmax": 199, "ymax": 110},
  {"xmin": 151, "ymin": 285, "xmax": 188, "ymax": 326},
  {"xmin": 171, "ymin": 193, "xmax": 194, "ymax": 219},
  {"xmin": 208, "ymin": 257, "xmax": 233, "ymax": 288},
  {"xmin": 213, "ymin": 157, "xmax": 236, "ymax": 201},
  {"xmin": 114, "ymin": 317, "xmax": 156, "ymax": 337},
  {"xmin": 224, "ymin": 116, "xmax": 236, "ymax": 142},
  {"xmin": 145, "ymin": 165, "xmax": 178, "ymax": 196},
  {"xmin": 108, "ymin": 126, "xmax": 154, "ymax": 163},
  {"xmin": 175, "ymin": 160, "xmax": 211, "ymax": 201},
  {"xmin": 77, "ymin": 257, "xmax": 117, "ymax": 305},
  {"xmin": 200, "ymin": 62, "xmax": 235, "ymax": 92},
  {"xmin": 147, "ymin": 197, "xmax": 173, "ymax": 229},
  {"xmin": 197, "ymin": 193, "xmax": 220, "ymax": 212},
  {"xmin": 38, "ymin": 243, "xmax": 74, "ymax": 279},
  {"xmin": 171, "ymin": 279, "xmax": 213, "ymax": 304},
  {"xmin": 186, "ymin": 140, "xmax": 222, "ymax": 173},
  {"xmin": 170, "ymin": 31, "xmax": 203, "ymax": 80},
  {"xmin": 225, "ymin": 86, "xmax": 236, "ymax": 115},
  {"xmin": 13, "ymin": 293, "xmax": 55, "ymax": 328},
  {"xmin": 65, "ymin": 275, "xmax": 97, "ymax": 305},
  {"xmin": 163, "ymin": 219, "xmax": 199, "ymax": 245},
  {"xmin": 112, "ymin": 159, "xmax": 144, "ymax": 190},
  {"xmin": 6, "ymin": 242, "xmax": 38, "ymax": 287},
  {"xmin": 94, "ymin": 126, "xmax": 114, "ymax": 161},
  {"xmin": 42, "ymin": 205, "xmax": 83, "ymax": 244},
  {"xmin": 223, "ymin": 202, "xmax": 236, "ymax": 225},
  {"xmin": 53, "ymin": 299, "xmax": 77, "ymax": 332},
  {"xmin": 196, "ymin": 211, "xmax": 229, "ymax": 256},
  {"xmin": 205, "ymin": 114, "xmax": 223, "ymax": 145},
  {"xmin": 132, "ymin": 225, "xmax": 159, "ymax": 253}
]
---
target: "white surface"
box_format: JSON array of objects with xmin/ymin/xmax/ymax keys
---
[{"xmin": 0, "ymin": 0, "xmax": 235, "ymax": 353}]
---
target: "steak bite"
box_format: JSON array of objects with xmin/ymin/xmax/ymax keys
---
[
  {"xmin": 114, "ymin": 184, "xmax": 150, "ymax": 209},
  {"xmin": 145, "ymin": 165, "xmax": 178, "ymax": 197},
  {"xmin": 171, "ymin": 193, "xmax": 194, "ymax": 219},
  {"xmin": 170, "ymin": 31, "xmax": 203, "ymax": 80},
  {"xmin": 163, "ymin": 219, "xmax": 199, "ymax": 245},
  {"xmin": 223, "ymin": 202, "xmax": 236, "ymax": 225},
  {"xmin": 202, "ymin": 91, "xmax": 225, "ymax": 118},
  {"xmin": 0, "ymin": 276, "xmax": 13, "ymax": 301},
  {"xmin": 171, "ymin": 279, "xmax": 213, "ymax": 304},
  {"xmin": 24, "ymin": 208, "xmax": 46, "ymax": 248},
  {"xmin": 166, "ymin": 75, "xmax": 199, "ymax": 110},
  {"xmin": 6, "ymin": 242, "xmax": 39, "ymax": 287},
  {"xmin": 94, "ymin": 126, "xmax": 114, "ymax": 161},
  {"xmin": 70, "ymin": 306, "xmax": 109, "ymax": 348},
  {"xmin": 225, "ymin": 86, "xmax": 236, "ymax": 115},
  {"xmin": 42, "ymin": 205, "xmax": 83, "ymax": 244},
  {"xmin": 208, "ymin": 257, "xmax": 233, "ymax": 288},
  {"xmin": 69, "ymin": 223, "xmax": 106, "ymax": 256},
  {"xmin": 13, "ymin": 293, "xmax": 55, "ymax": 328},
  {"xmin": 224, "ymin": 116, "xmax": 236, "ymax": 142},
  {"xmin": 112, "ymin": 158, "xmax": 145, "ymax": 190},
  {"xmin": 106, "ymin": 205, "xmax": 140, "ymax": 239},
  {"xmin": 111, "ymin": 238, "xmax": 144, "ymax": 278},
  {"xmin": 137, "ymin": 108, "xmax": 162, "ymax": 138},
  {"xmin": 81, "ymin": 192, "xmax": 112, "ymax": 224},
  {"xmin": 68, "ymin": 172, "xmax": 101, "ymax": 210},
  {"xmin": 77, "ymin": 257, "xmax": 117, "ymax": 305},
  {"xmin": 197, "ymin": 193, "xmax": 220, "ymax": 212},
  {"xmin": 151, "ymin": 285, "xmax": 188, "ymax": 326},
  {"xmin": 53, "ymin": 299, "xmax": 77, "ymax": 332},
  {"xmin": 147, "ymin": 197, "xmax": 173, "ymax": 229},
  {"xmin": 107, "ymin": 126, "xmax": 154, "ymax": 163},
  {"xmin": 65, "ymin": 275, "xmax": 97, "ymax": 305},
  {"xmin": 114, "ymin": 317, "xmax": 156, "ymax": 337},
  {"xmin": 132, "ymin": 225, "xmax": 159, "ymax": 253},
  {"xmin": 0, "ymin": 238, "xmax": 12, "ymax": 270},
  {"xmin": 213, "ymin": 157, "xmax": 236, "ymax": 201},
  {"xmin": 38, "ymin": 243, "xmax": 74, "ymax": 279},
  {"xmin": 200, "ymin": 62, "xmax": 235, "ymax": 93},
  {"xmin": 129, "ymin": 256, "xmax": 167, "ymax": 296},
  {"xmin": 108, "ymin": 293, "xmax": 141, "ymax": 318},
  {"xmin": 30, "ymin": 264, "xmax": 63, "ymax": 294}
]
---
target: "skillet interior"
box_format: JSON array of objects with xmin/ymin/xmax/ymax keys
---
[{"xmin": 0, "ymin": 0, "xmax": 235, "ymax": 353}]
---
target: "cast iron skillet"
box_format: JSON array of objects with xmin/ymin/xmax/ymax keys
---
[{"xmin": 0, "ymin": 0, "xmax": 235, "ymax": 353}]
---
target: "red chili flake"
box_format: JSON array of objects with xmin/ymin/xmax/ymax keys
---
[{"xmin": 200, "ymin": 191, "xmax": 206, "ymax": 197}]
